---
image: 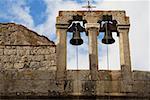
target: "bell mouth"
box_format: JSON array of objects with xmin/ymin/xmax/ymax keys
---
[
  {"xmin": 102, "ymin": 39, "xmax": 115, "ymax": 44},
  {"xmin": 70, "ymin": 39, "xmax": 83, "ymax": 45}
]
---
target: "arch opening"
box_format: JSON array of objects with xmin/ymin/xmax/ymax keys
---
[
  {"xmin": 67, "ymin": 32, "xmax": 89, "ymax": 70},
  {"xmin": 98, "ymin": 32, "xmax": 120, "ymax": 70}
]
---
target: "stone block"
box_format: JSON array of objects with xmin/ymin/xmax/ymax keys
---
[
  {"xmin": 36, "ymin": 49, "xmax": 47, "ymax": 55},
  {"xmin": 72, "ymin": 80, "xmax": 82, "ymax": 95},
  {"xmin": 3, "ymin": 62, "xmax": 14, "ymax": 69},
  {"xmin": 67, "ymin": 70, "xmax": 90, "ymax": 80},
  {"xmin": 0, "ymin": 63, "xmax": 3, "ymax": 69},
  {"xmin": 49, "ymin": 47, "xmax": 56, "ymax": 53},
  {"xmin": 19, "ymin": 70, "xmax": 35, "ymax": 80},
  {"xmin": 133, "ymin": 81, "xmax": 149, "ymax": 94},
  {"xmin": 0, "ymin": 80, "xmax": 4, "ymax": 92},
  {"xmin": 104, "ymin": 81, "xmax": 112, "ymax": 93},
  {"xmin": 29, "ymin": 55, "xmax": 44, "ymax": 62},
  {"xmin": 30, "ymin": 47, "xmax": 40, "ymax": 55},
  {"xmin": 17, "ymin": 46, "xmax": 31, "ymax": 50},
  {"xmin": 98, "ymin": 71, "xmax": 112, "ymax": 81},
  {"xmin": 40, "ymin": 60, "xmax": 56, "ymax": 68},
  {"xmin": 12, "ymin": 69, "xmax": 56, "ymax": 80},
  {"xmin": 45, "ymin": 54, "xmax": 56, "ymax": 60},
  {"xmin": 11, "ymin": 71, "xmax": 23, "ymax": 80},
  {"xmin": 64, "ymin": 80, "xmax": 73, "ymax": 93},
  {"xmin": 56, "ymin": 71, "xmax": 66, "ymax": 80},
  {"xmin": 96, "ymin": 81, "xmax": 105, "ymax": 94},
  {"xmin": 49, "ymin": 79, "xmax": 73, "ymax": 95},
  {"xmin": 5, "ymin": 46, "xmax": 16, "ymax": 49},
  {"xmin": 4, "ymin": 49, "xmax": 16, "ymax": 55},
  {"xmin": 30, "ymin": 62, "xmax": 40, "ymax": 69},
  {"xmin": 41, "ymin": 49, "xmax": 51, "ymax": 55},
  {"xmin": 121, "ymin": 65, "xmax": 132, "ymax": 81},
  {"xmin": 47, "ymin": 66, "xmax": 57, "ymax": 71},
  {"xmin": 120, "ymin": 81, "xmax": 133, "ymax": 93},
  {"xmin": 146, "ymin": 81, "xmax": 150, "ymax": 94},
  {"xmin": 13, "ymin": 80, "xmax": 51, "ymax": 93},
  {"xmin": 111, "ymin": 71, "xmax": 121, "ymax": 81},
  {"xmin": 79, "ymin": 71, "xmax": 91, "ymax": 80},
  {"xmin": 146, "ymin": 73, "xmax": 150, "ymax": 81},
  {"xmin": 36, "ymin": 71, "xmax": 56, "ymax": 79},
  {"xmin": 0, "ymin": 46, "xmax": 4, "ymax": 49},
  {"xmin": 0, "ymin": 72, "xmax": 4, "ymax": 79},
  {"xmin": 17, "ymin": 49, "xmax": 30, "ymax": 56},
  {"xmin": 33, "ymin": 80, "xmax": 53, "ymax": 93},
  {"xmin": 50, "ymin": 60, "xmax": 56, "ymax": 66},
  {"xmin": 0, "ymin": 56, "xmax": 2, "ymax": 62},
  {"xmin": 82, "ymin": 80, "xmax": 96, "ymax": 95},
  {"xmin": 40, "ymin": 61, "xmax": 49, "ymax": 67},
  {"xmin": 1, "ymin": 55, "xmax": 18, "ymax": 63},
  {"xmin": 14, "ymin": 63, "xmax": 24, "ymax": 69},
  {"xmin": 30, "ymin": 47, "xmax": 55, "ymax": 55},
  {"xmin": 13, "ymin": 71, "xmax": 56, "ymax": 80},
  {"xmin": 2, "ymin": 70, "xmax": 17, "ymax": 80},
  {"xmin": 19, "ymin": 55, "xmax": 29, "ymax": 63},
  {"xmin": 133, "ymin": 71, "xmax": 149, "ymax": 81},
  {"xmin": 5, "ymin": 80, "xmax": 34, "ymax": 93},
  {"xmin": 0, "ymin": 49, "xmax": 3, "ymax": 55},
  {"xmin": 111, "ymin": 81, "xmax": 121, "ymax": 93}
]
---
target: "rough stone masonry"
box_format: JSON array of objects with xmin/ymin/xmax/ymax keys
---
[{"xmin": 0, "ymin": 10, "xmax": 150, "ymax": 100}]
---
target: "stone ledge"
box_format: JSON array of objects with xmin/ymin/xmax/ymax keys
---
[{"xmin": 0, "ymin": 94, "xmax": 149, "ymax": 100}]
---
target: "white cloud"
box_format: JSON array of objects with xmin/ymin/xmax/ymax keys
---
[
  {"xmin": 41, "ymin": 0, "xmax": 149, "ymax": 71},
  {"xmin": 0, "ymin": 0, "xmax": 149, "ymax": 71},
  {"xmin": 34, "ymin": 0, "xmax": 82, "ymax": 40},
  {"xmin": 2, "ymin": 0, "xmax": 34, "ymax": 28}
]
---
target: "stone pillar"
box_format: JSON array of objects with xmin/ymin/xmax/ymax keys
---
[
  {"xmin": 56, "ymin": 24, "xmax": 68, "ymax": 79},
  {"xmin": 118, "ymin": 25, "xmax": 132, "ymax": 80},
  {"xmin": 85, "ymin": 23, "xmax": 100, "ymax": 80}
]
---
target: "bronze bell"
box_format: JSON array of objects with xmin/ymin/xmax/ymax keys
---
[
  {"xmin": 98, "ymin": 15, "xmax": 119, "ymax": 45},
  {"xmin": 101, "ymin": 23, "xmax": 115, "ymax": 44},
  {"xmin": 102, "ymin": 30, "xmax": 115, "ymax": 44},
  {"xmin": 68, "ymin": 23, "xmax": 84, "ymax": 45},
  {"xmin": 70, "ymin": 28, "xmax": 83, "ymax": 45}
]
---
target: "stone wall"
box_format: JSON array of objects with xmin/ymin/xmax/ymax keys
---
[
  {"xmin": 0, "ymin": 23, "xmax": 56, "ymax": 71},
  {"xmin": 0, "ymin": 45, "xmax": 56, "ymax": 71},
  {"xmin": 0, "ymin": 45, "xmax": 57, "ymax": 97},
  {"xmin": 0, "ymin": 23, "xmax": 150, "ymax": 99},
  {"xmin": 0, "ymin": 70, "xmax": 149, "ymax": 98},
  {"xmin": 0, "ymin": 23, "xmax": 58, "ymax": 98}
]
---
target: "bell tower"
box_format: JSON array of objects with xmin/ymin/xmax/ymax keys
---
[
  {"xmin": 55, "ymin": 11, "xmax": 133, "ymax": 96},
  {"xmin": 56, "ymin": 11, "xmax": 131, "ymax": 80}
]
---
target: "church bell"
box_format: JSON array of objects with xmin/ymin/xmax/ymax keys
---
[
  {"xmin": 101, "ymin": 23, "xmax": 115, "ymax": 44},
  {"xmin": 98, "ymin": 15, "xmax": 119, "ymax": 45},
  {"xmin": 68, "ymin": 23, "xmax": 85, "ymax": 45}
]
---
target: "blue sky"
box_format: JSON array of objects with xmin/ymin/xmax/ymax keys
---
[
  {"xmin": 0, "ymin": 0, "xmax": 47, "ymax": 27},
  {"xmin": 0, "ymin": 0, "xmax": 97, "ymax": 28},
  {"xmin": 0, "ymin": 0, "xmax": 149, "ymax": 71},
  {"xmin": 26, "ymin": 0, "xmax": 47, "ymax": 25}
]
